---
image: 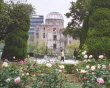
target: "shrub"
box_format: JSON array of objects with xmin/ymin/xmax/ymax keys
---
[
  {"xmin": 1, "ymin": 3, "xmax": 31, "ymax": 61},
  {"xmin": 75, "ymin": 56, "xmax": 110, "ymax": 88},
  {"xmin": 0, "ymin": 59, "xmax": 67, "ymax": 88},
  {"xmin": 85, "ymin": 8, "xmax": 110, "ymax": 58},
  {"xmin": 63, "ymin": 64, "xmax": 76, "ymax": 74}
]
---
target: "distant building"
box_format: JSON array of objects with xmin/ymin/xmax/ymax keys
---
[
  {"xmin": 34, "ymin": 12, "xmax": 74, "ymax": 53},
  {"xmin": 28, "ymin": 14, "xmax": 44, "ymax": 42}
]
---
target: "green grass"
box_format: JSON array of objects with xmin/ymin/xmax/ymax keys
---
[{"xmin": 65, "ymin": 84, "xmax": 82, "ymax": 88}]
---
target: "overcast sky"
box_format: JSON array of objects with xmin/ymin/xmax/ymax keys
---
[{"xmin": 27, "ymin": 0, "xmax": 76, "ymax": 27}]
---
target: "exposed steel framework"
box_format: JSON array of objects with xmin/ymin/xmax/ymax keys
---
[{"xmin": 46, "ymin": 12, "xmax": 63, "ymax": 20}]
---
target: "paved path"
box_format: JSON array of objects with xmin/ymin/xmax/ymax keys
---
[{"xmin": 34, "ymin": 58, "xmax": 79, "ymax": 64}]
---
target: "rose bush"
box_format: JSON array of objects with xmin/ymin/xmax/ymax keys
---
[
  {"xmin": 75, "ymin": 53, "xmax": 110, "ymax": 88},
  {"xmin": 0, "ymin": 59, "xmax": 66, "ymax": 88}
]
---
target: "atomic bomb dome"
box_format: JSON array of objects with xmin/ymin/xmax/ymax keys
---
[
  {"xmin": 45, "ymin": 12, "xmax": 64, "ymax": 26},
  {"xmin": 46, "ymin": 12, "xmax": 63, "ymax": 20}
]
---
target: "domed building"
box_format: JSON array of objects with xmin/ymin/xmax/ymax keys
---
[
  {"xmin": 45, "ymin": 12, "xmax": 64, "ymax": 27},
  {"xmin": 34, "ymin": 12, "xmax": 73, "ymax": 54}
]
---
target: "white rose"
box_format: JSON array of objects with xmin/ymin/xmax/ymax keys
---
[
  {"xmin": 91, "ymin": 66, "xmax": 96, "ymax": 71},
  {"xmin": 58, "ymin": 70, "xmax": 62, "ymax": 72},
  {"xmin": 84, "ymin": 60, "xmax": 88, "ymax": 62},
  {"xmin": 84, "ymin": 55, "xmax": 88, "ymax": 58},
  {"xmin": 88, "ymin": 59, "xmax": 91, "ymax": 62},
  {"xmin": 22, "ymin": 73, "xmax": 25, "ymax": 76},
  {"xmin": 74, "ymin": 63, "xmax": 77, "ymax": 66},
  {"xmin": 89, "ymin": 55, "xmax": 93, "ymax": 59},
  {"xmin": 26, "ymin": 73, "xmax": 29, "ymax": 75},
  {"xmin": 86, "ymin": 65, "xmax": 90, "ymax": 69},
  {"xmin": 6, "ymin": 78, "xmax": 11, "ymax": 82},
  {"xmin": 76, "ymin": 69, "xmax": 79, "ymax": 71},
  {"xmin": 82, "ymin": 51, "xmax": 87, "ymax": 55},
  {"xmin": 99, "ymin": 55, "xmax": 104, "ymax": 59},
  {"xmin": 46, "ymin": 63, "xmax": 52, "ymax": 68},
  {"xmin": 59, "ymin": 65, "xmax": 65, "ymax": 69},
  {"xmin": 102, "ymin": 65, "xmax": 106, "ymax": 69},
  {"xmin": 27, "ymin": 55, "xmax": 30, "ymax": 58},
  {"xmin": 13, "ymin": 56, "xmax": 15, "ymax": 59},
  {"xmin": 2, "ymin": 62, "xmax": 9, "ymax": 67},
  {"xmin": 80, "ymin": 70, "xmax": 87, "ymax": 73},
  {"xmin": 98, "ymin": 64, "xmax": 101, "ymax": 69}
]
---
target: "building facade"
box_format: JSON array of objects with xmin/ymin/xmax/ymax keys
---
[
  {"xmin": 34, "ymin": 12, "xmax": 74, "ymax": 53},
  {"xmin": 28, "ymin": 14, "xmax": 44, "ymax": 42}
]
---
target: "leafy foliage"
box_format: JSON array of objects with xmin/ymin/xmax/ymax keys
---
[
  {"xmin": 0, "ymin": 59, "xmax": 66, "ymax": 88},
  {"xmin": 75, "ymin": 57, "xmax": 110, "ymax": 88},
  {"xmin": 64, "ymin": 0, "xmax": 91, "ymax": 48},
  {"xmin": 66, "ymin": 40, "xmax": 80, "ymax": 55},
  {"xmin": 1, "ymin": 2, "xmax": 33, "ymax": 61},
  {"xmin": 0, "ymin": 1, "xmax": 10, "ymax": 40},
  {"xmin": 85, "ymin": 6, "xmax": 110, "ymax": 58}
]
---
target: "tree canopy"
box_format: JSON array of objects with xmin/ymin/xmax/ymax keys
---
[
  {"xmin": 0, "ymin": 0, "xmax": 33, "ymax": 41},
  {"xmin": 65, "ymin": 0, "xmax": 110, "ymax": 58},
  {"xmin": 85, "ymin": 0, "xmax": 110, "ymax": 58},
  {"xmin": 1, "ymin": 1, "xmax": 33, "ymax": 61},
  {"xmin": 0, "ymin": 1, "xmax": 10, "ymax": 40},
  {"xmin": 63, "ymin": 0, "xmax": 91, "ymax": 48}
]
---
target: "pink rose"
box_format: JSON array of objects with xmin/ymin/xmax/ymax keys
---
[
  {"xmin": 14, "ymin": 77, "xmax": 21, "ymax": 83},
  {"xmin": 20, "ymin": 60, "xmax": 26, "ymax": 64},
  {"xmin": 102, "ymin": 65, "xmax": 106, "ymax": 69},
  {"xmin": 97, "ymin": 78, "xmax": 104, "ymax": 85},
  {"xmin": 23, "ymin": 60, "xmax": 26, "ymax": 64},
  {"xmin": 83, "ymin": 77, "xmax": 88, "ymax": 80}
]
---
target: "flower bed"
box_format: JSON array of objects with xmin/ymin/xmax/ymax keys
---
[
  {"xmin": 74, "ymin": 51, "xmax": 110, "ymax": 88},
  {"xmin": 0, "ymin": 59, "xmax": 66, "ymax": 88}
]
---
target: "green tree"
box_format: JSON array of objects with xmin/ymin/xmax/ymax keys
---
[
  {"xmin": 85, "ymin": 4, "xmax": 110, "ymax": 58},
  {"xmin": 64, "ymin": 0, "xmax": 91, "ymax": 48},
  {"xmin": 1, "ymin": 1, "xmax": 33, "ymax": 61},
  {"xmin": 0, "ymin": 0, "xmax": 10, "ymax": 40},
  {"xmin": 27, "ymin": 40, "xmax": 49, "ymax": 56},
  {"xmin": 0, "ymin": 0, "xmax": 33, "ymax": 41},
  {"xmin": 66, "ymin": 40, "xmax": 80, "ymax": 55}
]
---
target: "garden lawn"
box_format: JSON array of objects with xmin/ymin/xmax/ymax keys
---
[{"xmin": 65, "ymin": 84, "xmax": 82, "ymax": 88}]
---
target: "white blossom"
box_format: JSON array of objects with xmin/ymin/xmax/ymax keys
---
[
  {"xmin": 84, "ymin": 60, "xmax": 88, "ymax": 62},
  {"xmin": 89, "ymin": 55, "xmax": 93, "ymax": 59},
  {"xmin": 46, "ymin": 63, "xmax": 52, "ymax": 68},
  {"xmin": 2, "ymin": 62, "xmax": 9, "ymax": 67},
  {"xmin": 82, "ymin": 51, "xmax": 87, "ymax": 55},
  {"xmin": 58, "ymin": 70, "xmax": 62, "ymax": 72},
  {"xmin": 59, "ymin": 65, "xmax": 65, "ymax": 69},
  {"xmin": 13, "ymin": 56, "xmax": 15, "ymax": 59},
  {"xmin": 99, "ymin": 55, "xmax": 104, "ymax": 59},
  {"xmin": 84, "ymin": 55, "xmax": 88, "ymax": 58},
  {"xmin": 88, "ymin": 59, "xmax": 91, "ymax": 62},
  {"xmin": 102, "ymin": 65, "xmax": 106, "ymax": 69},
  {"xmin": 22, "ymin": 73, "xmax": 25, "ymax": 76},
  {"xmin": 6, "ymin": 78, "xmax": 11, "ymax": 82},
  {"xmin": 98, "ymin": 64, "xmax": 101, "ymax": 69},
  {"xmin": 91, "ymin": 66, "xmax": 96, "ymax": 71},
  {"xmin": 26, "ymin": 73, "xmax": 29, "ymax": 75},
  {"xmin": 76, "ymin": 69, "xmax": 79, "ymax": 71},
  {"xmin": 86, "ymin": 65, "xmax": 90, "ymax": 69},
  {"xmin": 80, "ymin": 70, "xmax": 87, "ymax": 73}
]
